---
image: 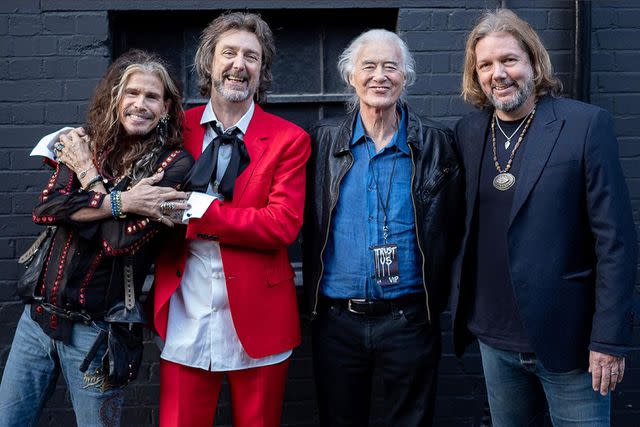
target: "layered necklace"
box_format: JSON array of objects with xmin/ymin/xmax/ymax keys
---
[
  {"xmin": 495, "ymin": 107, "xmax": 534, "ymax": 149},
  {"xmin": 491, "ymin": 105, "xmax": 536, "ymax": 191}
]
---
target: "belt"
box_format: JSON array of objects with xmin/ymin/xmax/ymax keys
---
[
  {"xmin": 38, "ymin": 302, "xmax": 93, "ymax": 324},
  {"xmin": 322, "ymin": 293, "xmax": 425, "ymax": 316}
]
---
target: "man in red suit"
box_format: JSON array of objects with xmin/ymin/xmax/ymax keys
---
[{"xmin": 152, "ymin": 12, "xmax": 310, "ymax": 427}]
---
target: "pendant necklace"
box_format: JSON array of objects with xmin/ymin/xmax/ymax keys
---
[
  {"xmin": 491, "ymin": 106, "xmax": 536, "ymax": 191},
  {"xmin": 495, "ymin": 107, "xmax": 534, "ymax": 149}
]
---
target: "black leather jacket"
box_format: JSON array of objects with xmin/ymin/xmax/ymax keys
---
[{"xmin": 303, "ymin": 104, "xmax": 465, "ymax": 322}]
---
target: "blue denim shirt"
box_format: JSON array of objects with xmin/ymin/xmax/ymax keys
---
[{"xmin": 320, "ymin": 107, "xmax": 423, "ymax": 299}]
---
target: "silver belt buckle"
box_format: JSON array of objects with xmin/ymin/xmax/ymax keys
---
[{"xmin": 347, "ymin": 298, "xmax": 367, "ymax": 314}]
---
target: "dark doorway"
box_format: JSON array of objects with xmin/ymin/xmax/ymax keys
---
[
  {"xmin": 110, "ymin": 9, "xmax": 398, "ymax": 263},
  {"xmin": 110, "ymin": 9, "xmax": 398, "ymax": 129}
]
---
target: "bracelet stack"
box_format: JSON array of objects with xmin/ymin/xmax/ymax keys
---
[{"xmin": 110, "ymin": 190, "xmax": 127, "ymax": 219}]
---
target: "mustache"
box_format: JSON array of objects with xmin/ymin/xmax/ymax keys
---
[
  {"xmin": 492, "ymin": 79, "xmax": 516, "ymax": 89},
  {"xmin": 223, "ymin": 71, "xmax": 249, "ymax": 80},
  {"xmin": 124, "ymin": 108, "xmax": 153, "ymax": 119}
]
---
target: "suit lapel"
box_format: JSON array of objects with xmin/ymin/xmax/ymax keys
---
[
  {"xmin": 464, "ymin": 110, "xmax": 491, "ymax": 227},
  {"xmin": 508, "ymin": 96, "xmax": 564, "ymax": 226},
  {"xmin": 232, "ymin": 105, "xmax": 269, "ymax": 204}
]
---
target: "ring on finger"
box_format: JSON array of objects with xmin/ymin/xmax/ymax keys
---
[
  {"xmin": 54, "ymin": 142, "xmax": 65, "ymax": 151},
  {"xmin": 156, "ymin": 215, "xmax": 164, "ymax": 222},
  {"xmin": 160, "ymin": 201, "xmax": 175, "ymax": 212}
]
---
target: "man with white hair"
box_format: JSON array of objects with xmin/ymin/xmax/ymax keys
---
[{"xmin": 303, "ymin": 29, "xmax": 464, "ymax": 426}]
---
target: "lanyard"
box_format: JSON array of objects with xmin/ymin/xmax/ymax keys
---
[{"xmin": 364, "ymin": 139, "xmax": 399, "ymax": 244}]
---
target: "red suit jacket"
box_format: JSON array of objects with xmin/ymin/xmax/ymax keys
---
[{"xmin": 152, "ymin": 104, "xmax": 310, "ymax": 358}]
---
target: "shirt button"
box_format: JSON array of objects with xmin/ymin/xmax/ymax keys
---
[{"xmin": 212, "ymin": 307, "xmax": 218, "ymax": 312}]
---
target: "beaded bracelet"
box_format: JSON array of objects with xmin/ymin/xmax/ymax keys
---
[
  {"xmin": 110, "ymin": 190, "xmax": 127, "ymax": 219},
  {"xmin": 110, "ymin": 190, "xmax": 120, "ymax": 218},
  {"xmin": 116, "ymin": 191, "xmax": 127, "ymax": 219},
  {"xmin": 115, "ymin": 191, "xmax": 126, "ymax": 219},
  {"xmin": 83, "ymin": 174, "xmax": 103, "ymax": 191}
]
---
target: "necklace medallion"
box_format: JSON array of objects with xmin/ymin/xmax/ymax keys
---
[
  {"xmin": 493, "ymin": 172, "xmax": 516, "ymax": 191},
  {"xmin": 491, "ymin": 105, "xmax": 536, "ymax": 192}
]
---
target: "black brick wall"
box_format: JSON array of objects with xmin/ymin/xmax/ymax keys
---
[{"xmin": 0, "ymin": 1, "xmax": 638, "ymax": 426}]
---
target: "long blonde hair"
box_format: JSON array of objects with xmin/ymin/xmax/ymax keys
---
[{"xmin": 461, "ymin": 9, "xmax": 563, "ymax": 108}]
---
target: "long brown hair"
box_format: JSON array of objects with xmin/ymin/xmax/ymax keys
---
[
  {"xmin": 461, "ymin": 9, "xmax": 563, "ymax": 108},
  {"xmin": 86, "ymin": 50, "xmax": 183, "ymax": 181},
  {"xmin": 194, "ymin": 12, "xmax": 275, "ymax": 104}
]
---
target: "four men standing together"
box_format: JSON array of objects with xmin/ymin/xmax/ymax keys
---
[{"xmin": 1, "ymin": 6, "xmax": 637, "ymax": 427}]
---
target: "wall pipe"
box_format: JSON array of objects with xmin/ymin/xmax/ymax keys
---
[{"xmin": 574, "ymin": 0, "xmax": 591, "ymax": 102}]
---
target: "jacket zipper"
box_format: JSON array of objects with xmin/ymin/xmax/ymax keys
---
[
  {"xmin": 312, "ymin": 152, "xmax": 354, "ymax": 318},
  {"xmin": 409, "ymin": 147, "xmax": 432, "ymax": 323}
]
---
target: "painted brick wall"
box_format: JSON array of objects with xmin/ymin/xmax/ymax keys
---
[
  {"xmin": 0, "ymin": 1, "xmax": 637, "ymax": 426},
  {"xmin": 0, "ymin": 1, "xmax": 113, "ymax": 426},
  {"xmin": 590, "ymin": 1, "xmax": 640, "ymax": 425}
]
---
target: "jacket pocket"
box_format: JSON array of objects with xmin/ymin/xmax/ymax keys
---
[
  {"xmin": 545, "ymin": 159, "xmax": 578, "ymax": 170},
  {"xmin": 267, "ymin": 265, "xmax": 295, "ymax": 287},
  {"xmin": 561, "ymin": 268, "xmax": 594, "ymax": 281},
  {"xmin": 419, "ymin": 165, "xmax": 458, "ymax": 201}
]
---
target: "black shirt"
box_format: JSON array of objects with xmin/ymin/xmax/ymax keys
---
[{"xmin": 467, "ymin": 116, "xmax": 533, "ymax": 353}]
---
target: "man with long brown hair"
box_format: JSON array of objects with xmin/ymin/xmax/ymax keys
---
[
  {"xmin": 451, "ymin": 9, "xmax": 637, "ymax": 426},
  {"xmin": 0, "ymin": 50, "xmax": 193, "ymax": 426},
  {"xmin": 152, "ymin": 12, "xmax": 310, "ymax": 427}
]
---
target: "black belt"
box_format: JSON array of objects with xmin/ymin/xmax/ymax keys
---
[
  {"xmin": 321, "ymin": 293, "xmax": 426, "ymax": 316},
  {"xmin": 38, "ymin": 302, "xmax": 93, "ymax": 324}
]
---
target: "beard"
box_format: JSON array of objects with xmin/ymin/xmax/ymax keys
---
[
  {"xmin": 487, "ymin": 71, "xmax": 535, "ymax": 113},
  {"xmin": 212, "ymin": 71, "xmax": 257, "ymax": 103}
]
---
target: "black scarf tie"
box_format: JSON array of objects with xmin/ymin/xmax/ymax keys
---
[{"xmin": 186, "ymin": 123, "xmax": 250, "ymax": 200}]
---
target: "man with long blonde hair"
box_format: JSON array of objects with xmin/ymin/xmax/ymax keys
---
[{"xmin": 451, "ymin": 9, "xmax": 637, "ymax": 426}]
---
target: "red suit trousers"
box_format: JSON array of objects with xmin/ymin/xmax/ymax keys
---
[{"xmin": 159, "ymin": 358, "xmax": 290, "ymax": 427}]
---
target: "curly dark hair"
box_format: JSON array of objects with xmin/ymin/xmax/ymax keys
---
[{"xmin": 85, "ymin": 49, "xmax": 183, "ymax": 182}]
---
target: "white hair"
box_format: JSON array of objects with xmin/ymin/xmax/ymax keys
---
[{"xmin": 337, "ymin": 29, "xmax": 416, "ymax": 111}]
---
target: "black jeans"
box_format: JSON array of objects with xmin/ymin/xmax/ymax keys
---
[{"xmin": 312, "ymin": 297, "xmax": 441, "ymax": 427}]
